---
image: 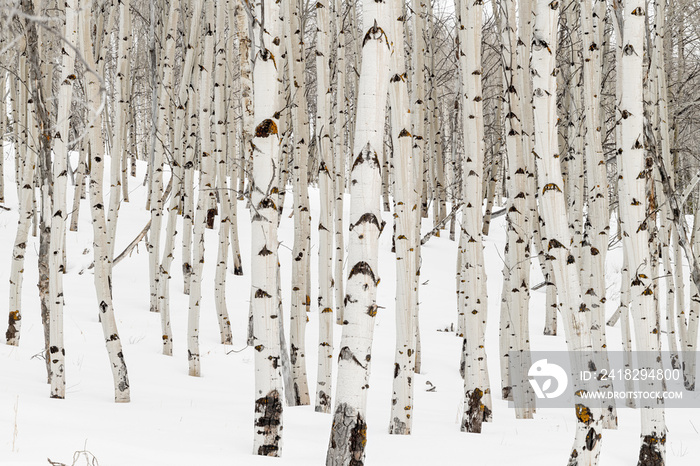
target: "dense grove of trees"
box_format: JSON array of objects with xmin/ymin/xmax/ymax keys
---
[{"xmin": 2, "ymin": 0, "xmax": 700, "ymax": 464}]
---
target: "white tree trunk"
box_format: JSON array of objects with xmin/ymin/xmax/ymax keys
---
[
  {"xmin": 532, "ymin": 0, "xmax": 603, "ymax": 461},
  {"xmin": 618, "ymin": 0, "xmax": 667, "ymax": 460},
  {"xmin": 250, "ymin": 0, "xmax": 284, "ymax": 455},
  {"xmin": 455, "ymin": 0, "xmax": 492, "ymax": 431},
  {"xmin": 80, "ymin": 3, "xmax": 130, "ymax": 403},
  {"xmin": 326, "ymin": 1, "xmax": 390, "ymax": 463},
  {"xmin": 48, "ymin": 0, "xmax": 79, "ymax": 398},
  {"xmin": 388, "ymin": 0, "xmax": 416, "ymax": 435},
  {"xmin": 282, "ymin": 0, "xmax": 312, "ymax": 406},
  {"xmin": 213, "ymin": 0, "xmax": 234, "ymax": 345},
  {"xmin": 316, "ymin": 0, "xmax": 335, "ymax": 414}
]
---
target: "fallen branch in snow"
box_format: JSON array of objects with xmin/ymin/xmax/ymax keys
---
[
  {"xmin": 113, "ymin": 174, "xmax": 174, "ymax": 267},
  {"xmin": 421, "ymin": 202, "xmax": 462, "ymax": 245},
  {"xmin": 606, "ymin": 306, "xmax": 624, "ymax": 327},
  {"xmin": 113, "ymin": 219, "xmax": 151, "ymax": 266},
  {"xmin": 489, "ymin": 207, "xmax": 507, "ymax": 219}
]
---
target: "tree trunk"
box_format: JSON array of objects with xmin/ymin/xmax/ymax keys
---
[
  {"xmin": 325, "ymin": 2, "xmax": 390, "ymax": 463},
  {"xmin": 250, "ymin": 0, "xmax": 284, "ymax": 455}
]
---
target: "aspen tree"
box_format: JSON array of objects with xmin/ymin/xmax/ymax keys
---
[
  {"xmin": 326, "ymin": 0, "xmax": 390, "ymax": 463},
  {"xmin": 48, "ymin": 0, "xmax": 79, "ymax": 398},
  {"xmin": 188, "ymin": 0, "xmax": 216, "ymax": 377},
  {"xmin": 532, "ymin": 0, "xmax": 603, "ymax": 461},
  {"xmin": 181, "ymin": 0, "xmax": 205, "ymax": 296},
  {"xmin": 316, "ymin": 0, "xmax": 335, "ymax": 414},
  {"xmin": 334, "ymin": 0, "xmax": 347, "ymax": 326},
  {"xmin": 226, "ymin": 0, "xmax": 244, "ymax": 277},
  {"xmin": 388, "ymin": 0, "xmax": 416, "ymax": 435},
  {"xmin": 250, "ymin": 0, "xmax": 284, "ymax": 454},
  {"xmin": 79, "ymin": 3, "xmax": 130, "ymax": 402},
  {"xmin": 618, "ymin": 0, "xmax": 667, "ymax": 459},
  {"xmin": 498, "ymin": 0, "xmax": 534, "ymax": 418},
  {"xmin": 282, "ymin": 0, "xmax": 311, "ymax": 406},
  {"xmin": 213, "ymin": 0, "xmax": 234, "ymax": 345},
  {"xmin": 6, "ymin": 49, "xmax": 36, "ymax": 347},
  {"xmin": 148, "ymin": 0, "xmax": 179, "ymax": 315},
  {"xmin": 109, "ymin": 0, "xmax": 131, "ymax": 260},
  {"xmin": 0, "ymin": 71, "xmax": 4, "ymax": 204},
  {"xmin": 579, "ymin": 0, "xmax": 616, "ymax": 427},
  {"xmin": 454, "ymin": 0, "xmax": 493, "ymax": 431}
]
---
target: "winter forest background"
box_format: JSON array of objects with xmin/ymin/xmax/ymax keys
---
[{"xmin": 1, "ymin": 0, "xmax": 700, "ymax": 464}]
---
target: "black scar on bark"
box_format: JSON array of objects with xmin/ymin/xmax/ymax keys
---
[
  {"xmin": 347, "ymin": 261, "xmax": 377, "ymax": 285},
  {"xmin": 258, "ymin": 245, "xmax": 273, "ymax": 256},
  {"xmin": 462, "ymin": 388, "xmax": 484, "ymax": 433},
  {"xmin": 638, "ymin": 434, "xmax": 665, "ymax": 466},
  {"xmin": 255, "ymin": 289, "xmax": 272, "ymax": 298},
  {"xmin": 255, "ymin": 390, "xmax": 282, "ymax": 456},
  {"xmin": 585, "ymin": 427, "xmax": 601, "ymax": 451},
  {"xmin": 328, "ymin": 404, "xmax": 367, "ymax": 466},
  {"xmin": 349, "ymin": 212, "xmax": 382, "ymax": 232},
  {"xmin": 255, "ymin": 119, "xmax": 278, "ymax": 138},
  {"xmin": 339, "ymin": 346, "xmax": 367, "ymax": 369},
  {"xmin": 316, "ymin": 390, "xmax": 330, "ymax": 412},
  {"xmin": 206, "ymin": 208, "xmax": 216, "ymax": 229}
]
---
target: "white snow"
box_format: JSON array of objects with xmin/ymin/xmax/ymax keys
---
[{"xmin": 1, "ymin": 151, "xmax": 698, "ymax": 465}]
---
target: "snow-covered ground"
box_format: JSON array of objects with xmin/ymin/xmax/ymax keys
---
[{"xmin": 1, "ymin": 152, "xmax": 698, "ymax": 465}]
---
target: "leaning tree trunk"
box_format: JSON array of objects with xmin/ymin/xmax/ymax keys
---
[
  {"xmin": 79, "ymin": 3, "xmax": 130, "ymax": 403},
  {"xmin": 325, "ymin": 1, "xmax": 390, "ymax": 464},
  {"xmin": 532, "ymin": 0, "xmax": 603, "ymax": 462},
  {"xmin": 250, "ymin": 0, "xmax": 284, "ymax": 455}
]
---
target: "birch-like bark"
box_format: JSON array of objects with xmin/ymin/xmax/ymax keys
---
[
  {"xmin": 454, "ymin": 0, "xmax": 493, "ymax": 431},
  {"xmin": 227, "ymin": 0, "xmax": 244, "ymax": 276},
  {"xmin": 5, "ymin": 59, "xmax": 37, "ymax": 347},
  {"xmin": 109, "ymin": 0, "xmax": 131, "ymax": 258},
  {"xmin": 181, "ymin": 0, "xmax": 205, "ymax": 296},
  {"xmin": 187, "ymin": 0, "xmax": 216, "ymax": 377},
  {"xmin": 80, "ymin": 3, "xmax": 130, "ymax": 402},
  {"xmin": 250, "ymin": 0, "xmax": 284, "ymax": 454},
  {"xmin": 579, "ymin": 0, "xmax": 616, "ymax": 428},
  {"xmin": 388, "ymin": 0, "xmax": 416, "ymax": 435},
  {"xmin": 326, "ymin": 0, "xmax": 390, "ymax": 462},
  {"xmin": 316, "ymin": 0, "xmax": 335, "ymax": 413},
  {"xmin": 532, "ymin": 0, "xmax": 603, "ymax": 461},
  {"xmin": 48, "ymin": 0, "xmax": 79, "ymax": 398},
  {"xmin": 213, "ymin": 0, "xmax": 234, "ymax": 345},
  {"xmin": 148, "ymin": 0, "xmax": 179, "ymax": 314},
  {"xmin": 498, "ymin": 0, "xmax": 534, "ymax": 419},
  {"xmin": 282, "ymin": 0, "xmax": 312, "ymax": 406},
  {"xmin": 334, "ymin": 0, "xmax": 347, "ymax": 325},
  {"xmin": 618, "ymin": 0, "xmax": 667, "ymax": 459}
]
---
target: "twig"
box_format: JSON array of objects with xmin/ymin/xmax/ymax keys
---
[
  {"xmin": 421, "ymin": 202, "xmax": 462, "ymax": 245},
  {"xmin": 113, "ymin": 174, "xmax": 174, "ymax": 267}
]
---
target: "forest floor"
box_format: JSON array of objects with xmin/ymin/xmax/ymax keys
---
[{"xmin": 1, "ymin": 153, "xmax": 698, "ymax": 465}]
